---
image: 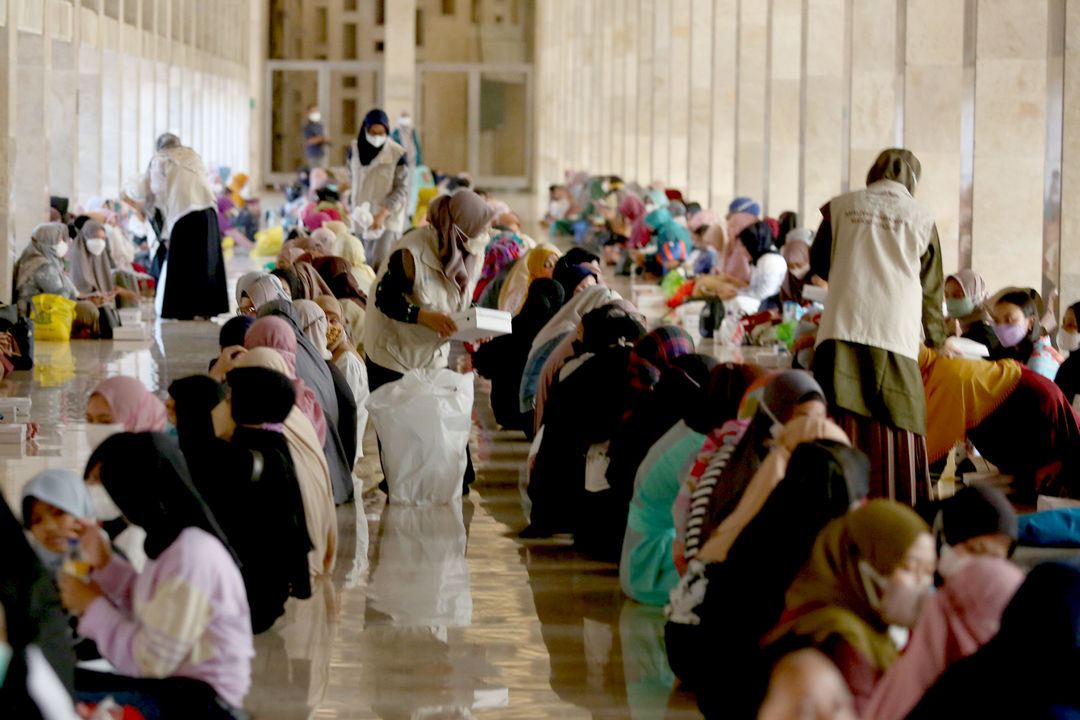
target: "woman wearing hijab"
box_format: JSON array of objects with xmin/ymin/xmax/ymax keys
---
[
  {"xmin": 760, "ymin": 500, "xmax": 934, "ymax": 715},
  {"xmin": 638, "ymin": 206, "xmax": 689, "ymax": 276},
  {"xmin": 865, "ymin": 555, "xmax": 1024, "ymax": 720},
  {"xmin": 310, "ymin": 256, "xmax": 368, "ymax": 347},
  {"xmin": 906, "ymin": 559, "xmax": 1080, "ymax": 718},
  {"xmin": 1, "ymin": 492, "xmax": 79, "ymax": 717},
  {"xmin": 715, "ymin": 220, "xmax": 788, "ymax": 313},
  {"xmin": 919, "ymin": 345, "xmax": 1080, "ymax": 499},
  {"xmin": 498, "ymin": 245, "xmax": 561, "ymax": 315},
  {"xmin": 618, "ymin": 360, "xmax": 743, "ymax": 606},
  {"xmin": 348, "ymin": 108, "xmax": 409, "ymax": 269},
  {"xmin": 232, "ymin": 348, "xmax": 337, "ymax": 579},
  {"xmin": 209, "ymin": 316, "xmax": 255, "ymax": 373},
  {"xmin": 296, "ymin": 299, "xmax": 367, "ymax": 463},
  {"xmin": 61, "ymin": 433, "xmax": 252, "ymax": 718},
  {"xmin": 86, "ymin": 376, "xmax": 168, "ymax": 439},
  {"xmin": 13, "ymin": 223, "xmax": 102, "ymax": 336},
  {"xmin": 810, "ymin": 148, "xmax": 952, "ymax": 505},
  {"xmin": 320, "ymin": 220, "xmax": 377, "ymax": 291},
  {"xmin": 474, "ymin": 231, "xmax": 523, "ymax": 303},
  {"xmin": 779, "ymin": 233, "xmax": 812, "ymax": 305},
  {"xmin": 316, "ymin": 295, "xmax": 370, "ymax": 443},
  {"xmin": 616, "ymin": 193, "xmax": 650, "ymax": 250},
  {"xmin": 21, "ymin": 469, "xmax": 96, "ymax": 575},
  {"xmin": 473, "ymin": 279, "xmax": 565, "ymax": 431},
  {"xmin": 234, "ymin": 271, "xmax": 291, "ymax": 315},
  {"xmin": 944, "ymin": 269, "xmax": 998, "ymax": 351},
  {"xmin": 256, "ymin": 299, "xmax": 358, "ymax": 503},
  {"xmin": 667, "ymin": 440, "xmax": 871, "ymax": 717},
  {"xmin": 69, "ymin": 220, "xmax": 136, "ymax": 306},
  {"xmin": 723, "ymin": 197, "xmax": 759, "ymax": 285},
  {"xmin": 239, "ymin": 316, "xmax": 328, "ymax": 445},
  {"xmin": 167, "ymin": 374, "xmax": 309, "ymax": 634}
]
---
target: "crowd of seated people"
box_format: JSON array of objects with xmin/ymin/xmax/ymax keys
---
[{"xmin": 472, "ymin": 157, "xmax": 1080, "ymax": 717}]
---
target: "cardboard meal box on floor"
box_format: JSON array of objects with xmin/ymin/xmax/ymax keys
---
[{"xmin": 451, "ymin": 308, "xmax": 512, "ymax": 342}]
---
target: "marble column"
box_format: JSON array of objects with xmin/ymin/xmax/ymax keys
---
[
  {"xmin": 383, "ymin": 0, "xmax": 416, "ymax": 123},
  {"xmin": 0, "ymin": 2, "xmax": 19, "ymax": 303},
  {"xmin": 766, "ymin": 0, "xmax": 801, "ymax": 217},
  {"xmin": 735, "ymin": 0, "xmax": 767, "ymax": 201},
  {"xmin": 635, "ymin": 0, "xmax": 654, "ymax": 183},
  {"xmin": 688, "ymin": 0, "xmax": 714, "ymax": 205},
  {"xmin": 903, "ymin": 0, "xmax": 964, "ymax": 274},
  {"xmin": 669, "ymin": 0, "xmax": 691, "ymax": 195},
  {"xmin": 801, "ymin": 0, "xmax": 845, "ymax": 227},
  {"xmin": 710, "ymin": 0, "xmax": 738, "ymax": 210},
  {"xmin": 15, "ymin": 30, "xmax": 51, "ymax": 250},
  {"xmin": 650, "ymin": 0, "xmax": 672, "ymax": 184},
  {"xmin": 970, "ymin": 0, "xmax": 1048, "ymax": 292},
  {"xmin": 1060, "ymin": 0, "xmax": 1080, "ymax": 308},
  {"xmin": 848, "ymin": 0, "xmax": 897, "ymax": 189}
]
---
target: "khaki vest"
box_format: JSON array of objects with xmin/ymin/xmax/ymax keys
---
[
  {"xmin": 156, "ymin": 147, "xmax": 216, "ymax": 235},
  {"xmin": 348, "ymin": 139, "xmax": 407, "ymax": 234},
  {"xmin": 816, "ymin": 179, "xmax": 936, "ymax": 360},
  {"xmin": 364, "ymin": 227, "xmax": 476, "ymax": 373}
]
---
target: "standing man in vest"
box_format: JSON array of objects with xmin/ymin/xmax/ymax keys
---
[
  {"xmin": 348, "ymin": 109, "xmax": 408, "ymax": 271},
  {"xmin": 810, "ymin": 148, "xmax": 958, "ymax": 505},
  {"xmin": 148, "ymin": 133, "xmax": 228, "ymax": 319}
]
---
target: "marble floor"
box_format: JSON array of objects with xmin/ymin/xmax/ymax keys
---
[{"xmin": 0, "ymin": 273, "xmax": 704, "ymax": 718}]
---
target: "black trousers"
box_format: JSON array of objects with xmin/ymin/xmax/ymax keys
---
[
  {"xmin": 75, "ymin": 669, "xmax": 246, "ymax": 719},
  {"xmin": 366, "ymin": 358, "xmax": 475, "ymax": 489}
]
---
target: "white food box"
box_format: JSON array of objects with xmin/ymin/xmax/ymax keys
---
[
  {"xmin": 111, "ymin": 326, "xmax": 151, "ymax": 341},
  {"xmin": 451, "ymin": 307, "xmax": 512, "ymax": 342},
  {"xmin": 118, "ymin": 308, "xmax": 144, "ymax": 326},
  {"xmin": 0, "ymin": 423, "xmax": 27, "ymax": 443},
  {"xmin": 951, "ymin": 337, "xmax": 990, "ymax": 359},
  {"xmin": 0, "ymin": 397, "xmax": 31, "ymax": 420},
  {"xmin": 801, "ymin": 284, "xmax": 828, "ymax": 304}
]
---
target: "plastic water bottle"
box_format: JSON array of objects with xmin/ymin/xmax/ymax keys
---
[{"xmin": 62, "ymin": 537, "xmax": 90, "ymax": 581}]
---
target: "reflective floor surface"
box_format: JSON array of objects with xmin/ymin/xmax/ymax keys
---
[{"xmin": 0, "ymin": 288, "xmax": 704, "ymax": 718}]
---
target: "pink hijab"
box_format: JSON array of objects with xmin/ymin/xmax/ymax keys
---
[
  {"xmin": 864, "ymin": 556, "xmax": 1025, "ymax": 720},
  {"xmin": 90, "ymin": 377, "xmax": 168, "ymax": 432},
  {"xmin": 725, "ymin": 211, "xmax": 757, "ymax": 284},
  {"xmin": 244, "ymin": 316, "xmax": 327, "ymax": 445}
]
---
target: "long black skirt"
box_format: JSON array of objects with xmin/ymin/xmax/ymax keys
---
[{"xmin": 161, "ymin": 208, "xmax": 228, "ymax": 319}]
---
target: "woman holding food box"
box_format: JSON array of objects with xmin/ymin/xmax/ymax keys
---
[{"xmin": 365, "ymin": 189, "xmax": 496, "ymax": 491}]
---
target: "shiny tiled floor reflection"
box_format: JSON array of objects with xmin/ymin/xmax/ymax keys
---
[{"xmin": 2, "ymin": 279, "xmax": 702, "ymax": 719}]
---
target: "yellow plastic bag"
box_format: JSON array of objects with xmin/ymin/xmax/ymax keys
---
[
  {"xmin": 252, "ymin": 225, "xmax": 284, "ymax": 257},
  {"xmin": 31, "ymin": 293, "xmax": 77, "ymax": 342}
]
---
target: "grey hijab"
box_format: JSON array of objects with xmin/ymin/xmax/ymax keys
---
[
  {"xmin": 13, "ymin": 223, "xmax": 78, "ymax": 310},
  {"xmin": 69, "ymin": 220, "xmax": 114, "ymax": 296}
]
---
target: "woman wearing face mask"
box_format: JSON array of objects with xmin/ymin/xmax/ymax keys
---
[
  {"xmin": 365, "ymin": 190, "xmax": 494, "ymax": 491},
  {"xmin": 944, "ymin": 269, "xmax": 998, "ymax": 351},
  {"xmin": 728, "ymin": 220, "xmax": 789, "ymax": 313},
  {"xmin": 779, "ymin": 232, "xmax": 813, "ymax": 305},
  {"xmin": 760, "ymin": 500, "xmax": 935, "ymax": 715},
  {"xmin": 864, "ymin": 555, "xmax": 1024, "ymax": 720},
  {"xmin": 1055, "ymin": 300, "xmax": 1080, "ymax": 405},
  {"xmin": 316, "ymin": 295, "xmax": 370, "ymax": 438},
  {"xmin": 12, "ymin": 223, "xmax": 101, "ymax": 337},
  {"xmin": 21, "ymin": 469, "xmax": 97, "ymax": 575},
  {"xmin": 69, "ymin": 220, "xmax": 139, "ymax": 308},
  {"xmin": 919, "ymin": 345, "xmax": 1080, "ymax": 499},
  {"xmin": 86, "ymin": 376, "xmax": 169, "ymax": 446},
  {"xmin": 347, "ymin": 108, "xmax": 409, "ymax": 269},
  {"xmin": 989, "ymin": 288, "xmax": 1062, "ymax": 380},
  {"xmin": 61, "ymin": 433, "xmax": 253, "ymax": 718}
]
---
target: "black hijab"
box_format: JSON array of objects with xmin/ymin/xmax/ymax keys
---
[
  {"xmin": 684, "ymin": 362, "xmax": 768, "ymax": 436},
  {"xmin": 219, "ymin": 316, "xmax": 255, "ymax": 349},
  {"xmin": 515, "ymin": 278, "xmax": 565, "ymax": 338},
  {"xmin": 169, "ymin": 375, "xmax": 227, "ymax": 457},
  {"xmin": 354, "ymin": 108, "xmax": 391, "ymax": 166},
  {"xmin": 738, "ymin": 221, "xmax": 777, "ymax": 264},
  {"xmin": 227, "ymin": 366, "xmax": 296, "ymax": 425},
  {"xmin": 906, "ymin": 558, "xmax": 1080, "ymax": 718},
  {"xmin": 88, "ymin": 433, "xmax": 240, "ymax": 565}
]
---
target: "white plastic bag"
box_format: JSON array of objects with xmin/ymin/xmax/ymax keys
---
[{"xmin": 367, "ymin": 368, "xmax": 474, "ymax": 505}]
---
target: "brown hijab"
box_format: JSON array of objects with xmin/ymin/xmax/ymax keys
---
[
  {"xmin": 866, "ymin": 148, "xmax": 921, "ymax": 194},
  {"xmin": 426, "ymin": 190, "xmax": 496, "ymax": 294},
  {"xmin": 314, "ymin": 295, "xmax": 358, "ymax": 363}
]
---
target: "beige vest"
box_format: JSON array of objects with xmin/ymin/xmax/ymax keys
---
[
  {"xmin": 816, "ymin": 179, "xmax": 936, "ymax": 360},
  {"xmin": 364, "ymin": 227, "xmax": 476, "ymax": 373},
  {"xmin": 156, "ymin": 147, "xmax": 216, "ymax": 235},
  {"xmin": 348, "ymin": 139, "xmax": 407, "ymax": 234}
]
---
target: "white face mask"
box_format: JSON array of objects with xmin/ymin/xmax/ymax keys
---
[
  {"xmin": 86, "ymin": 422, "xmax": 124, "ymax": 451},
  {"xmin": 455, "ymin": 224, "xmax": 489, "ymax": 257},
  {"xmin": 308, "ymin": 112, "xmax": 321, "ymax": 123},
  {"xmin": 87, "ymin": 482, "xmax": 122, "ymax": 521},
  {"xmin": 1058, "ymin": 329, "xmax": 1080, "ymax": 355},
  {"xmin": 760, "ymin": 400, "xmax": 786, "ymax": 439},
  {"xmin": 54, "ymin": 241, "xmax": 69, "ymax": 258},
  {"xmin": 86, "ymin": 238, "xmax": 108, "ymax": 256},
  {"xmin": 398, "ymin": 115, "xmax": 412, "ymax": 128},
  {"xmin": 790, "ymin": 265, "xmax": 810, "ymax": 280},
  {"xmin": 366, "ymin": 132, "xmax": 388, "ymax": 148}
]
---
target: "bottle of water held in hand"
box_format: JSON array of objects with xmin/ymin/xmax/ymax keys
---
[{"xmin": 62, "ymin": 537, "xmax": 90, "ymax": 580}]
